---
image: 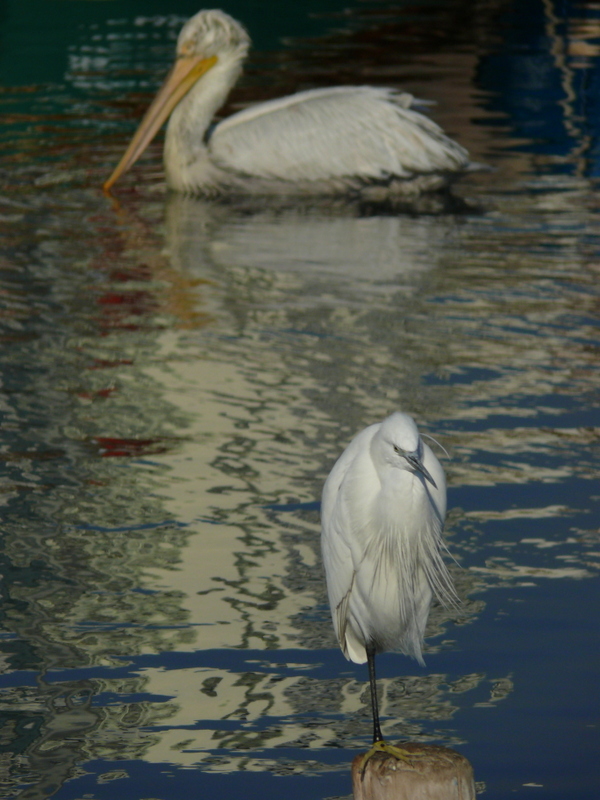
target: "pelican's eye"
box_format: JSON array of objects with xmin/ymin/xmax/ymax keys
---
[{"xmin": 393, "ymin": 444, "xmax": 403, "ymax": 456}]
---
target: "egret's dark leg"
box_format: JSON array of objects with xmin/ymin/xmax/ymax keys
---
[
  {"xmin": 359, "ymin": 644, "xmax": 415, "ymax": 776},
  {"xmin": 366, "ymin": 644, "xmax": 383, "ymax": 743}
]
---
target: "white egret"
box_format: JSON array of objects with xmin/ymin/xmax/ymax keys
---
[
  {"xmin": 104, "ymin": 9, "xmax": 476, "ymax": 197},
  {"xmin": 320, "ymin": 412, "xmax": 457, "ymax": 765}
]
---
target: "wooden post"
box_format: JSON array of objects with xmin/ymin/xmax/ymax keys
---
[{"xmin": 352, "ymin": 742, "xmax": 476, "ymax": 800}]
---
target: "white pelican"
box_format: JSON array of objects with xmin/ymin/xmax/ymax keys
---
[{"xmin": 104, "ymin": 9, "xmax": 475, "ymax": 197}]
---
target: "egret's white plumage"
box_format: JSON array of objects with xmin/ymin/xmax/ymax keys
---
[
  {"xmin": 321, "ymin": 412, "xmax": 456, "ymax": 669},
  {"xmin": 104, "ymin": 9, "xmax": 475, "ymax": 196}
]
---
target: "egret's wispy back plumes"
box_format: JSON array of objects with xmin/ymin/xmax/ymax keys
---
[
  {"xmin": 321, "ymin": 412, "xmax": 457, "ymax": 750},
  {"xmin": 104, "ymin": 9, "xmax": 476, "ymax": 197}
]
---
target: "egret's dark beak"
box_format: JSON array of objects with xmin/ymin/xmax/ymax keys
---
[{"xmin": 405, "ymin": 454, "xmax": 437, "ymax": 489}]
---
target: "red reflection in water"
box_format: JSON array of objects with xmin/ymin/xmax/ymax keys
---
[
  {"xmin": 95, "ymin": 288, "xmax": 161, "ymax": 331},
  {"xmin": 93, "ymin": 437, "xmax": 174, "ymax": 457},
  {"xmin": 87, "ymin": 359, "xmax": 134, "ymax": 370},
  {"xmin": 77, "ymin": 387, "xmax": 116, "ymax": 399}
]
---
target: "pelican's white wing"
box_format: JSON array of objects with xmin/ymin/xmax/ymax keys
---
[{"xmin": 210, "ymin": 86, "xmax": 470, "ymax": 183}]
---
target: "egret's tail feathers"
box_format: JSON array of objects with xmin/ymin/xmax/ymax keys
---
[{"xmin": 342, "ymin": 631, "xmax": 368, "ymax": 664}]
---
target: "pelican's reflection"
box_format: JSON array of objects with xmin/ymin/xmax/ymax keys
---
[
  {"xmin": 166, "ymin": 193, "xmax": 466, "ymax": 281},
  {"xmin": 0, "ymin": 192, "xmax": 490, "ymax": 798}
]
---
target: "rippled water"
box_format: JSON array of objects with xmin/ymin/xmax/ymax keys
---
[{"xmin": 0, "ymin": 1, "xmax": 599, "ymax": 799}]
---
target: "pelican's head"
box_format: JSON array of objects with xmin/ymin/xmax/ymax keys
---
[
  {"xmin": 177, "ymin": 10, "xmax": 250, "ymax": 60},
  {"xmin": 103, "ymin": 9, "xmax": 250, "ymax": 192}
]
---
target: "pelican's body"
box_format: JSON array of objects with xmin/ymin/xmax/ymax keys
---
[{"xmin": 105, "ymin": 9, "xmax": 475, "ymax": 197}]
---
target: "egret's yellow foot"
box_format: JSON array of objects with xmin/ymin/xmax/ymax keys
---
[{"xmin": 359, "ymin": 739, "xmax": 415, "ymax": 777}]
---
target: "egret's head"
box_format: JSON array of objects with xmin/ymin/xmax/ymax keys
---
[
  {"xmin": 177, "ymin": 9, "xmax": 250, "ymax": 61},
  {"xmin": 378, "ymin": 412, "xmax": 437, "ymax": 488}
]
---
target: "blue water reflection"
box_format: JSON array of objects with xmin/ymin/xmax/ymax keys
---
[
  {"xmin": 480, "ymin": 0, "xmax": 600, "ymax": 174},
  {"xmin": 0, "ymin": 1, "xmax": 599, "ymax": 799}
]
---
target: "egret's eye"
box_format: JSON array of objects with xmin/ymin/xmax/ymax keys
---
[{"xmin": 393, "ymin": 444, "xmax": 403, "ymax": 455}]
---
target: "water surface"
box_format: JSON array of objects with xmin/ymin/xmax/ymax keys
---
[{"xmin": 0, "ymin": 1, "xmax": 598, "ymax": 799}]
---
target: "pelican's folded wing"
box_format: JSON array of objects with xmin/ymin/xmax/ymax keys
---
[{"xmin": 210, "ymin": 86, "xmax": 470, "ymax": 183}]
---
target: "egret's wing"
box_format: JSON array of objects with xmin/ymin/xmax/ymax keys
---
[
  {"xmin": 321, "ymin": 506, "xmax": 364, "ymax": 662},
  {"xmin": 321, "ymin": 424, "xmax": 380, "ymax": 662},
  {"xmin": 210, "ymin": 86, "xmax": 470, "ymax": 182}
]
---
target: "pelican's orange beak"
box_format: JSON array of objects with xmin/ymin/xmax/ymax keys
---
[{"xmin": 103, "ymin": 54, "xmax": 218, "ymax": 192}]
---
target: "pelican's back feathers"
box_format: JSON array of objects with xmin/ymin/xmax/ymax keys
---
[{"xmin": 209, "ymin": 86, "xmax": 470, "ymax": 187}]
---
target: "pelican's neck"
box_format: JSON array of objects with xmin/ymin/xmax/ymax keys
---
[{"xmin": 164, "ymin": 49, "xmax": 245, "ymax": 191}]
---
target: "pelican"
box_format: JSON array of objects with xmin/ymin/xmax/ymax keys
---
[{"xmin": 104, "ymin": 9, "xmax": 475, "ymax": 197}]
